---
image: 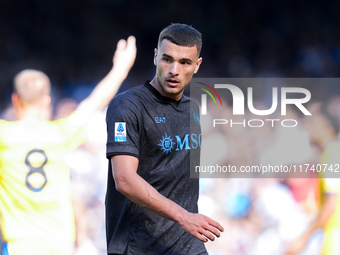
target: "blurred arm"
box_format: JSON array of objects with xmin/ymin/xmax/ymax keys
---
[
  {"xmin": 285, "ymin": 194, "xmax": 337, "ymax": 254},
  {"xmin": 75, "ymin": 36, "xmax": 136, "ymax": 120}
]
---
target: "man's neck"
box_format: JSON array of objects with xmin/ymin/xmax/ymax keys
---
[{"xmin": 16, "ymin": 106, "xmax": 51, "ymax": 121}]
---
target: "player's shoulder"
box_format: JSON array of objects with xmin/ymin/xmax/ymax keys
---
[
  {"xmin": 112, "ymin": 84, "xmax": 148, "ymax": 104},
  {"xmin": 182, "ymin": 94, "xmax": 200, "ymax": 111},
  {"xmin": 0, "ymin": 119, "xmax": 24, "ymax": 130},
  {"xmin": 107, "ymin": 84, "xmax": 148, "ymax": 118},
  {"xmin": 0, "ymin": 118, "xmax": 8, "ymax": 125},
  {"xmin": 183, "ymin": 93, "xmax": 198, "ymax": 104},
  {"xmin": 0, "ymin": 119, "xmax": 10, "ymax": 136}
]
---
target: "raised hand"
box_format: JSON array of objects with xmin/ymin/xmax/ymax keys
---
[{"xmin": 113, "ymin": 36, "xmax": 137, "ymax": 75}]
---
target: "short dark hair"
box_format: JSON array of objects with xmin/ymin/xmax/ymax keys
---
[{"xmin": 158, "ymin": 23, "xmax": 202, "ymax": 55}]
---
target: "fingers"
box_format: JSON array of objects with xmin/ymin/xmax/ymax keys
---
[
  {"xmin": 116, "ymin": 36, "xmax": 136, "ymax": 54},
  {"xmin": 126, "ymin": 36, "xmax": 137, "ymax": 59},
  {"xmin": 198, "ymin": 216, "xmax": 224, "ymax": 242},
  {"xmin": 207, "ymin": 224, "xmax": 222, "ymax": 238},
  {"xmin": 116, "ymin": 38, "xmax": 127, "ymax": 51},
  {"xmin": 195, "ymin": 232, "xmax": 209, "ymax": 243},
  {"xmin": 208, "ymin": 218, "xmax": 224, "ymax": 233},
  {"xmin": 201, "ymin": 228, "xmax": 216, "ymax": 242},
  {"xmin": 126, "ymin": 35, "xmax": 136, "ymax": 48},
  {"xmin": 117, "ymin": 36, "xmax": 136, "ymax": 52},
  {"xmin": 202, "ymin": 224, "xmax": 222, "ymax": 241},
  {"xmin": 180, "ymin": 213, "xmax": 224, "ymax": 243},
  {"xmin": 112, "ymin": 35, "xmax": 136, "ymax": 71},
  {"xmin": 195, "ymin": 226, "xmax": 219, "ymax": 242}
]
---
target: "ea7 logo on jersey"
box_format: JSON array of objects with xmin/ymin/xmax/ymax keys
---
[
  {"xmin": 115, "ymin": 122, "xmax": 126, "ymax": 142},
  {"xmin": 155, "ymin": 117, "xmax": 166, "ymax": 123}
]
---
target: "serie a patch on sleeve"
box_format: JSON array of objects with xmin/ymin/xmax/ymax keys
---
[{"xmin": 115, "ymin": 122, "xmax": 126, "ymax": 142}]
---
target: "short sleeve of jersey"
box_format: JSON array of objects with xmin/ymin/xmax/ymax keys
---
[
  {"xmin": 106, "ymin": 93, "xmax": 141, "ymax": 159},
  {"xmin": 58, "ymin": 113, "xmax": 88, "ymax": 152}
]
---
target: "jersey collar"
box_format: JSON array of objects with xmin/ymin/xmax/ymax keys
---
[{"xmin": 144, "ymin": 81, "xmax": 184, "ymax": 106}]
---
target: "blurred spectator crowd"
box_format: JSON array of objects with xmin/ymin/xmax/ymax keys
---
[{"xmin": 198, "ymin": 95, "xmax": 340, "ymax": 255}]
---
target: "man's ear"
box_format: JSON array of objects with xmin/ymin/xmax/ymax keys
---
[
  {"xmin": 11, "ymin": 93, "xmax": 20, "ymax": 107},
  {"xmin": 43, "ymin": 95, "xmax": 51, "ymax": 107},
  {"xmin": 194, "ymin": 57, "xmax": 203, "ymax": 74},
  {"xmin": 153, "ymin": 48, "xmax": 158, "ymax": 66}
]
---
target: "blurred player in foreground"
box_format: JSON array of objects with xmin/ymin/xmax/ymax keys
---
[
  {"xmin": 285, "ymin": 103, "xmax": 340, "ymax": 255},
  {"xmin": 105, "ymin": 23, "xmax": 223, "ymax": 255},
  {"xmin": 0, "ymin": 36, "xmax": 136, "ymax": 255}
]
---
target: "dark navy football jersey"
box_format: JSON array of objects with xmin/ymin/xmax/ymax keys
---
[{"xmin": 105, "ymin": 82, "xmax": 206, "ymax": 255}]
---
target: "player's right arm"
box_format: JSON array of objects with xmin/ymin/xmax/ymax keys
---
[
  {"xmin": 111, "ymin": 155, "xmax": 224, "ymax": 242},
  {"xmin": 73, "ymin": 36, "xmax": 136, "ymax": 124}
]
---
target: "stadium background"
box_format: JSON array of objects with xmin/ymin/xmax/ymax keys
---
[{"xmin": 1, "ymin": 0, "xmax": 340, "ymax": 254}]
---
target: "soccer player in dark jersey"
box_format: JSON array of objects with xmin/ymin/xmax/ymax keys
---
[{"xmin": 105, "ymin": 23, "xmax": 224, "ymax": 255}]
